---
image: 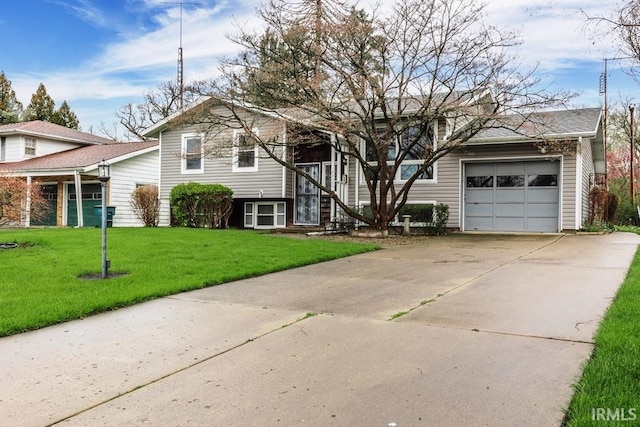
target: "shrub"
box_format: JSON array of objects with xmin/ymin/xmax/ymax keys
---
[
  {"xmin": 0, "ymin": 175, "xmax": 48, "ymax": 227},
  {"xmin": 588, "ymin": 187, "xmax": 619, "ymax": 227},
  {"xmin": 169, "ymin": 182, "xmax": 233, "ymax": 228},
  {"xmin": 130, "ymin": 185, "xmax": 160, "ymax": 227},
  {"xmin": 397, "ymin": 203, "xmax": 449, "ymax": 235}
]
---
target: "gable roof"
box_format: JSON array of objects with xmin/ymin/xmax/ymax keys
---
[
  {"xmin": 468, "ymin": 108, "xmax": 603, "ymax": 142},
  {"xmin": 0, "ymin": 140, "xmax": 158, "ymax": 175},
  {"xmin": 0, "ymin": 121, "xmax": 114, "ymax": 145}
]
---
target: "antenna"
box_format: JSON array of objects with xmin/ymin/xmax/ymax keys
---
[{"xmin": 161, "ymin": 2, "xmax": 201, "ymax": 110}]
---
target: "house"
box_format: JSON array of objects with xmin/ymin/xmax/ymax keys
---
[
  {"xmin": 142, "ymin": 97, "xmax": 604, "ymax": 233},
  {"xmin": 0, "ymin": 121, "xmax": 159, "ymax": 227}
]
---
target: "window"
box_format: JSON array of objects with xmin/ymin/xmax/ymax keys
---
[
  {"xmin": 233, "ymin": 130, "xmax": 258, "ymax": 172},
  {"xmin": 364, "ymin": 123, "xmax": 435, "ymax": 182},
  {"xmin": 528, "ymin": 174, "xmax": 558, "ymax": 187},
  {"xmin": 244, "ymin": 202, "xmax": 286, "ymax": 228},
  {"xmin": 1, "ymin": 136, "xmax": 5, "ymax": 161},
  {"xmin": 497, "ymin": 175, "xmax": 525, "ymax": 187},
  {"xmin": 24, "ymin": 137, "xmax": 36, "ymax": 156},
  {"xmin": 181, "ymin": 134, "xmax": 203, "ymax": 174},
  {"xmin": 466, "ymin": 176, "xmax": 493, "ymax": 187}
]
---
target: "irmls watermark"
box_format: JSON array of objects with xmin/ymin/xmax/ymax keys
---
[{"xmin": 592, "ymin": 407, "xmax": 637, "ymax": 422}]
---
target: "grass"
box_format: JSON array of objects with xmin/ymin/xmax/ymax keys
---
[
  {"xmin": 0, "ymin": 227, "xmax": 377, "ymax": 337},
  {"xmin": 563, "ymin": 244, "xmax": 640, "ymax": 426}
]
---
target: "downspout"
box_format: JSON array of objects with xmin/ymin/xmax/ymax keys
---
[
  {"xmin": 74, "ymin": 170, "xmax": 84, "ymax": 228},
  {"xmin": 25, "ymin": 176, "xmax": 32, "ymax": 228}
]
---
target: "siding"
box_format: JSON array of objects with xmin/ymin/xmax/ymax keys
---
[
  {"xmin": 159, "ymin": 106, "xmax": 287, "ymax": 226},
  {"xmin": 580, "ymin": 138, "xmax": 595, "ymax": 226},
  {"xmin": 109, "ymin": 150, "xmax": 160, "ymax": 227},
  {"xmin": 353, "ymin": 142, "xmax": 582, "ymax": 231},
  {"xmin": 1, "ymin": 135, "xmax": 82, "ymax": 162}
]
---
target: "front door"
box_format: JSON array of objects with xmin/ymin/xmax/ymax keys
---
[{"xmin": 295, "ymin": 163, "xmax": 320, "ymax": 225}]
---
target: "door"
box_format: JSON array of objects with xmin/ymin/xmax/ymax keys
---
[
  {"xmin": 295, "ymin": 163, "xmax": 320, "ymax": 225},
  {"xmin": 464, "ymin": 161, "xmax": 560, "ymax": 232},
  {"xmin": 67, "ymin": 183, "xmax": 102, "ymax": 227},
  {"xmin": 31, "ymin": 184, "xmax": 58, "ymax": 226}
]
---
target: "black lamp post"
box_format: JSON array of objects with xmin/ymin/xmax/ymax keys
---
[{"xmin": 98, "ymin": 159, "xmax": 111, "ymax": 279}]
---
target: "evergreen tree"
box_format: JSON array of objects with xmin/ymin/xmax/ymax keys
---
[
  {"xmin": 26, "ymin": 83, "xmax": 55, "ymax": 122},
  {"xmin": 0, "ymin": 71, "xmax": 23, "ymax": 124},
  {"xmin": 51, "ymin": 100, "xmax": 80, "ymax": 129}
]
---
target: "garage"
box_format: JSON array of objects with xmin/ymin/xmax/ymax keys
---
[{"xmin": 464, "ymin": 160, "xmax": 560, "ymax": 232}]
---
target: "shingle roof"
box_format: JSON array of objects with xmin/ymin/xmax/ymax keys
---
[
  {"xmin": 0, "ymin": 121, "xmax": 115, "ymax": 145},
  {"xmin": 0, "ymin": 140, "xmax": 158, "ymax": 173},
  {"xmin": 469, "ymin": 108, "xmax": 603, "ymax": 141}
]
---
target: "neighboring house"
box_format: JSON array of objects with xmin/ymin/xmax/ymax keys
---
[
  {"xmin": 0, "ymin": 121, "xmax": 159, "ymax": 227},
  {"xmin": 143, "ymin": 97, "xmax": 604, "ymax": 233},
  {"xmin": 0, "ymin": 120, "xmax": 113, "ymax": 162}
]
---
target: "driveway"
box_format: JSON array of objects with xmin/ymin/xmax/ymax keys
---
[{"xmin": 1, "ymin": 233, "xmax": 638, "ymax": 426}]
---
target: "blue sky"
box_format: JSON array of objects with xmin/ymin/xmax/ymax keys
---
[{"xmin": 0, "ymin": 0, "xmax": 635, "ymax": 139}]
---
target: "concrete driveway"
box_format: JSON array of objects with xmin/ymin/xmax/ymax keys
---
[{"xmin": 1, "ymin": 233, "xmax": 638, "ymax": 426}]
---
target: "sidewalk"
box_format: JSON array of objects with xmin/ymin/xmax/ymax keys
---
[{"xmin": 1, "ymin": 232, "xmax": 638, "ymax": 426}]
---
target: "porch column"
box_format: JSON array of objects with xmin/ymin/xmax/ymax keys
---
[
  {"xmin": 24, "ymin": 176, "xmax": 32, "ymax": 228},
  {"xmin": 74, "ymin": 170, "xmax": 84, "ymax": 228},
  {"xmin": 330, "ymin": 135, "xmax": 337, "ymax": 223}
]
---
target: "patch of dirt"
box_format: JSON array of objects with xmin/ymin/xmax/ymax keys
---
[{"xmin": 78, "ymin": 272, "xmax": 130, "ymax": 280}]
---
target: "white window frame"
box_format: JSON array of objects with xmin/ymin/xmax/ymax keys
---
[
  {"xmin": 244, "ymin": 201, "xmax": 286, "ymax": 229},
  {"xmin": 181, "ymin": 133, "xmax": 204, "ymax": 174},
  {"xmin": 232, "ymin": 129, "xmax": 259, "ymax": 172},
  {"xmin": 24, "ymin": 136, "xmax": 37, "ymax": 157},
  {"xmin": 363, "ymin": 123, "xmax": 437, "ymax": 184}
]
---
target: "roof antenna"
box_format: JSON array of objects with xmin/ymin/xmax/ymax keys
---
[{"xmin": 161, "ymin": 1, "xmax": 200, "ymax": 110}]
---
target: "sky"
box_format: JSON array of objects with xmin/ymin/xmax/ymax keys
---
[{"xmin": 0, "ymin": 0, "xmax": 635, "ymax": 139}]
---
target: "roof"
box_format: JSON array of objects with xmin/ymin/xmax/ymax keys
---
[
  {"xmin": 0, "ymin": 121, "xmax": 114, "ymax": 145},
  {"xmin": 468, "ymin": 108, "xmax": 603, "ymax": 142},
  {"xmin": 0, "ymin": 140, "xmax": 158, "ymax": 174}
]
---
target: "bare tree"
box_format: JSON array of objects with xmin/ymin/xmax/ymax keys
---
[
  {"xmin": 181, "ymin": 0, "xmax": 571, "ymax": 232},
  {"xmin": 115, "ymin": 80, "xmax": 213, "ymax": 140}
]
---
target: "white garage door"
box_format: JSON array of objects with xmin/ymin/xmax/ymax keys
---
[{"xmin": 464, "ymin": 161, "xmax": 560, "ymax": 232}]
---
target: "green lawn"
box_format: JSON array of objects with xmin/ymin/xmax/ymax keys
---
[
  {"xmin": 0, "ymin": 227, "xmax": 377, "ymax": 337},
  {"xmin": 563, "ymin": 243, "xmax": 640, "ymax": 426}
]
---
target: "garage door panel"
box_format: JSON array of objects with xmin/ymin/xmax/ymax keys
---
[
  {"xmin": 496, "ymin": 189, "xmax": 525, "ymax": 202},
  {"xmin": 527, "ymin": 217, "xmax": 559, "ymax": 232},
  {"xmin": 465, "ymin": 202, "xmax": 493, "ymax": 216},
  {"xmin": 465, "ymin": 189, "xmax": 493, "ymax": 203},
  {"xmin": 528, "ymin": 188, "xmax": 559, "ymax": 203},
  {"xmin": 495, "ymin": 217, "xmax": 525, "ymax": 230},
  {"xmin": 496, "ymin": 203, "xmax": 525, "ymax": 216},
  {"xmin": 527, "ymin": 203, "xmax": 558, "ymax": 217},
  {"xmin": 496, "ymin": 163, "xmax": 525, "ymax": 174},
  {"xmin": 466, "ymin": 217, "xmax": 494, "ymax": 230}
]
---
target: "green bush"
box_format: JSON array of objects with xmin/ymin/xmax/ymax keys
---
[
  {"xmin": 169, "ymin": 182, "xmax": 233, "ymax": 228},
  {"xmin": 398, "ymin": 203, "xmax": 449, "ymax": 235}
]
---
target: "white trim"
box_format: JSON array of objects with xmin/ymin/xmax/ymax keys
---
[
  {"xmin": 74, "ymin": 171, "xmax": 84, "ymax": 227},
  {"xmin": 232, "ymin": 129, "xmax": 259, "ymax": 172},
  {"xmin": 181, "ymin": 132, "xmax": 204, "ymax": 174},
  {"xmin": 575, "ymin": 137, "xmax": 583, "ymax": 230},
  {"xmin": 244, "ymin": 201, "xmax": 286, "ymax": 229}
]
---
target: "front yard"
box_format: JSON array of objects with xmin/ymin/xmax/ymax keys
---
[{"xmin": 0, "ymin": 227, "xmax": 377, "ymax": 337}]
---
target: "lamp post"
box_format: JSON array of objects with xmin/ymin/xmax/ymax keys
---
[{"xmin": 98, "ymin": 159, "xmax": 111, "ymax": 279}]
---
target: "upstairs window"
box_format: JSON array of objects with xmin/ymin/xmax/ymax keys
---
[
  {"xmin": 181, "ymin": 133, "xmax": 203, "ymax": 174},
  {"xmin": 364, "ymin": 123, "xmax": 436, "ymax": 182},
  {"xmin": 233, "ymin": 130, "xmax": 258, "ymax": 172},
  {"xmin": 24, "ymin": 137, "xmax": 36, "ymax": 156}
]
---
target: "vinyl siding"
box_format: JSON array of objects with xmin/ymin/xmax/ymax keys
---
[
  {"xmin": 353, "ymin": 142, "xmax": 582, "ymax": 230},
  {"xmin": 109, "ymin": 149, "xmax": 160, "ymax": 227},
  {"xmin": 0, "ymin": 135, "xmax": 83, "ymax": 162},
  {"xmin": 158, "ymin": 107, "xmax": 287, "ymax": 226},
  {"xmin": 580, "ymin": 138, "xmax": 595, "ymax": 226}
]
